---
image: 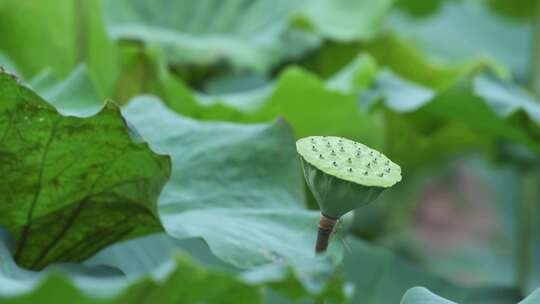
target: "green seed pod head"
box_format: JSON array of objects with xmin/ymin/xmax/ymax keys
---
[{"xmin": 296, "ymin": 136, "xmax": 401, "ymax": 218}]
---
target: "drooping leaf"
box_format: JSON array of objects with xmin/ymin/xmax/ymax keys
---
[
  {"xmin": 122, "ymin": 96, "xmax": 344, "ymax": 268},
  {"xmin": 0, "ymin": 70, "xmax": 170, "ymax": 269}
]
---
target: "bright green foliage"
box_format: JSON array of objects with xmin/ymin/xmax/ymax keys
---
[
  {"xmin": 297, "ymin": 136, "xmax": 401, "ymax": 218},
  {"xmin": 0, "ymin": 71, "xmax": 170, "ymax": 269},
  {"xmin": 0, "ymin": 0, "xmax": 118, "ymax": 95}
]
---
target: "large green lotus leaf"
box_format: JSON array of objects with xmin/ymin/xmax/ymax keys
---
[
  {"xmin": 122, "ymin": 96, "xmax": 344, "ymax": 269},
  {"xmin": 0, "ymin": 71, "xmax": 170, "ymax": 269},
  {"xmin": 0, "ymin": 0, "xmax": 118, "ymax": 95},
  {"xmin": 387, "ymin": 0, "xmax": 532, "ymax": 80},
  {"xmin": 104, "ymin": 0, "xmax": 319, "ymax": 73},
  {"xmin": 87, "ymin": 233, "xmax": 350, "ymax": 303},
  {"xmin": 344, "ymin": 238, "xmax": 520, "ymax": 304},
  {"xmin": 0, "ymin": 229, "xmax": 262, "ymax": 303}
]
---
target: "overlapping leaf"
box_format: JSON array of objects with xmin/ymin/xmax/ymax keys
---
[{"xmin": 0, "ymin": 71, "xmax": 170, "ymax": 269}]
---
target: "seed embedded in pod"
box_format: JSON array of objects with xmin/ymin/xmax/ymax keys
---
[{"xmin": 295, "ymin": 135, "xmax": 403, "ymax": 255}]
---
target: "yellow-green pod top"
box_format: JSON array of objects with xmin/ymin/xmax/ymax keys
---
[{"xmin": 296, "ymin": 136, "xmax": 401, "ymax": 218}]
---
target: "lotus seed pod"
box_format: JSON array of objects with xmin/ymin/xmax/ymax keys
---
[{"xmin": 296, "ymin": 136, "xmax": 401, "ymax": 219}]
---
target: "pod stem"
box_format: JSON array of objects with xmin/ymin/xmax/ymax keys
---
[{"xmin": 315, "ymin": 214, "xmax": 338, "ymax": 254}]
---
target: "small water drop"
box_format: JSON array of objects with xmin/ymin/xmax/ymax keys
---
[
  {"xmin": 333, "ymin": 161, "xmax": 338, "ymax": 167},
  {"xmin": 347, "ymin": 157, "xmax": 352, "ymax": 163},
  {"xmin": 331, "ymin": 150, "xmax": 336, "ymax": 156},
  {"xmin": 363, "ymin": 171, "xmax": 368, "ymax": 175},
  {"xmin": 312, "ymin": 145, "xmax": 317, "ymax": 152},
  {"xmin": 385, "ymin": 168, "xmax": 391, "ymax": 173},
  {"xmin": 340, "ymin": 146, "xmax": 345, "ymax": 152},
  {"xmin": 348, "ymin": 168, "xmax": 353, "ymax": 172},
  {"xmin": 319, "ymin": 154, "xmax": 324, "ymax": 159},
  {"xmin": 378, "ymin": 173, "xmax": 384, "ymax": 177}
]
